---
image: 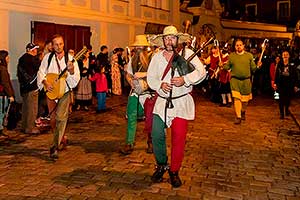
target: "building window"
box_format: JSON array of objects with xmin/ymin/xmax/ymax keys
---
[
  {"xmin": 277, "ymin": 0, "xmax": 290, "ymax": 19},
  {"xmin": 245, "ymin": 3, "xmax": 257, "ymax": 19},
  {"xmin": 141, "ymin": 0, "xmax": 169, "ymax": 10}
]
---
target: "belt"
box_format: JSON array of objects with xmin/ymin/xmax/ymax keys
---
[
  {"xmin": 231, "ymin": 76, "xmax": 250, "ymax": 80},
  {"xmin": 158, "ymin": 92, "xmax": 189, "ymax": 100}
]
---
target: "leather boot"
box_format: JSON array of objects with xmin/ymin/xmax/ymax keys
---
[
  {"xmin": 119, "ymin": 144, "xmax": 134, "ymax": 155},
  {"xmin": 146, "ymin": 141, "xmax": 153, "ymax": 154},
  {"xmin": 241, "ymin": 111, "xmax": 246, "ymax": 120},
  {"xmin": 151, "ymin": 164, "xmax": 169, "ymax": 183},
  {"xmin": 50, "ymin": 146, "xmax": 58, "ymax": 159},
  {"xmin": 168, "ymin": 171, "xmax": 182, "ymax": 188},
  {"xmin": 234, "ymin": 117, "xmax": 241, "ymax": 124}
]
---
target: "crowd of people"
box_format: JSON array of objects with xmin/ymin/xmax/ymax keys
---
[{"xmin": 0, "ymin": 25, "xmax": 300, "ymax": 188}]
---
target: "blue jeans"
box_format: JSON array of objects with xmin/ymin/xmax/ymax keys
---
[{"xmin": 96, "ymin": 92, "xmax": 106, "ymax": 111}]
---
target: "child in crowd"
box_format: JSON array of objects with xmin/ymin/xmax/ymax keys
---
[{"xmin": 89, "ymin": 66, "xmax": 108, "ymax": 113}]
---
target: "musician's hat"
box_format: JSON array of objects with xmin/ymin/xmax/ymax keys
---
[
  {"xmin": 131, "ymin": 35, "xmax": 150, "ymax": 47},
  {"xmin": 149, "ymin": 25, "xmax": 192, "ymax": 46}
]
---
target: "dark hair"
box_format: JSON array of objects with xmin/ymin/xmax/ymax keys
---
[
  {"xmin": 94, "ymin": 66, "xmax": 103, "ymax": 73},
  {"xmin": 87, "ymin": 44, "xmax": 92, "ymax": 50},
  {"xmin": 0, "ymin": 50, "xmax": 9, "ymax": 66},
  {"xmin": 51, "ymin": 34, "xmax": 64, "ymax": 42},
  {"xmin": 100, "ymin": 45, "xmax": 108, "ymax": 51},
  {"xmin": 44, "ymin": 39, "xmax": 52, "ymax": 45}
]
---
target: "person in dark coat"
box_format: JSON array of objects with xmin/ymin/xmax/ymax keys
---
[
  {"xmin": 274, "ymin": 50, "xmax": 299, "ymax": 119},
  {"xmin": 17, "ymin": 43, "xmax": 41, "ymax": 134},
  {"xmin": 0, "ymin": 50, "xmax": 15, "ymax": 136}
]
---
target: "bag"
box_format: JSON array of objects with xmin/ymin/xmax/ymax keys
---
[
  {"xmin": 3, "ymin": 102, "xmax": 21, "ymax": 130},
  {"xmin": 144, "ymin": 93, "xmax": 158, "ymax": 134}
]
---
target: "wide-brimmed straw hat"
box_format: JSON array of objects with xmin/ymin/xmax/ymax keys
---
[
  {"xmin": 131, "ymin": 35, "xmax": 150, "ymax": 47},
  {"xmin": 149, "ymin": 25, "xmax": 192, "ymax": 46}
]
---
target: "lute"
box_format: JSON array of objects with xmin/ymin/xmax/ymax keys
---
[{"xmin": 45, "ymin": 46, "xmax": 88, "ymax": 100}]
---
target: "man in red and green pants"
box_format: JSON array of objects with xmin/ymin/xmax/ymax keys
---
[{"xmin": 147, "ymin": 26, "xmax": 206, "ymax": 187}]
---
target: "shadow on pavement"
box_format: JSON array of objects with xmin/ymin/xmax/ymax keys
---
[
  {"xmin": 53, "ymin": 165, "xmax": 152, "ymax": 190},
  {"xmin": 0, "ymin": 144, "xmax": 53, "ymax": 162},
  {"xmin": 69, "ymin": 139, "xmax": 123, "ymax": 155}
]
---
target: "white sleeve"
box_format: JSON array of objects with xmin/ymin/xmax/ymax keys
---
[
  {"xmin": 37, "ymin": 53, "xmax": 50, "ymax": 90},
  {"xmin": 126, "ymin": 58, "xmax": 133, "ymax": 75},
  {"xmin": 66, "ymin": 55, "xmax": 80, "ymax": 89},
  {"xmin": 147, "ymin": 53, "xmax": 162, "ymax": 92}
]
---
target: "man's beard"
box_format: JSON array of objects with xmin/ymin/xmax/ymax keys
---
[
  {"xmin": 163, "ymin": 42, "xmax": 178, "ymax": 52},
  {"xmin": 164, "ymin": 44, "xmax": 177, "ymax": 52}
]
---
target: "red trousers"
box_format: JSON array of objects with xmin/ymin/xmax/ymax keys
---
[{"xmin": 152, "ymin": 114, "xmax": 188, "ymax": 172}]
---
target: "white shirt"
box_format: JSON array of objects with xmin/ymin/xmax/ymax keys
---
[
  {"xmin": 147, "ymin": 48, "xmax": 206, "ymax": 127},
  {"xmin": 37, "ymin": 53, "xmax": 80, "ymax": 92}
]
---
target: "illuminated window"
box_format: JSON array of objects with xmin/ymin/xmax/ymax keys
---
[{"xmin": 277, "ymin": 0, "xmax": 290, "ymax": 19}]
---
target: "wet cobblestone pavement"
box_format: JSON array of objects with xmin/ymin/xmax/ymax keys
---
[{"xmin": 0, "ymin": 91, "xmax": 300, "ymax": 200}]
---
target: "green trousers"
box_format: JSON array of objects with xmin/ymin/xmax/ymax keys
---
[
  {"xmin": 152, "ymin": 114, "xmax": 168, "ymax": 165},
  {"xmin": 126, "ymin": 95, "xmax": 144, "ymax": 145}
]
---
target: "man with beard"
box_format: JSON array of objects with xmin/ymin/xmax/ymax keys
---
[
  {"xmin": 37, "ymin": 34, "xmax": 80, "ymax": 159},
  {"xmin": 222, "ymin": 39, "xmax": 262, "ymax": 124},
  {"xmin": 147, "ymin": 26, "xmax": 206, "ymax": 187}
]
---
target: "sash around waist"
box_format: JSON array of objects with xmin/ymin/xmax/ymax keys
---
[{"xmin": 231, "ymin": 76, "xmax": 251, "ymax": 80}]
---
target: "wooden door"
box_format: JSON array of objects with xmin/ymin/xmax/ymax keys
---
[{"xmin": 32, "ymin": 21, "xmax": 91, "ymax": 54}]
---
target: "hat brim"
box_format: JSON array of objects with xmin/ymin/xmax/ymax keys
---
[
  {"xmin": 130, "ymin": 42, "xmax": 150, "ymax": 47},
  {"xmin": 149, "ymin": 33, "xmax": 192, "ymax": 47},
  {"xmin": 27, "ymin": 46, "xmax": 39, "ymax": 51}
]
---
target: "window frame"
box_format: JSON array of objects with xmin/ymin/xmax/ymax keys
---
[
  {"xmin": 277, "ymin": 0, "xmax": 291, "ymax": 20},
  {"xmin": 245, "ymin": 3, "xmax": 257, "ymax": 17}
]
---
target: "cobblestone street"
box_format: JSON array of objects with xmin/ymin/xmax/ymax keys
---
[{"xmin": 0, "ymin": 91, "xmax": 300, "ymax": 200}]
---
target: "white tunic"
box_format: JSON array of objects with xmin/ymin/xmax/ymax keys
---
[
  {"xmin": 147, "ymin": 48, "xmax": 206, "ymax": 127},
  {"xmin": 37, "ymin": 53, "xmax": 80, "ymax": 92}
]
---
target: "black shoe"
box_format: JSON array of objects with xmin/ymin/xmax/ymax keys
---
[
  {"xmin": 151, "ymin": 164, "xmax": 169, "ymax": 183},
  {"xmin": 241, "ymin": 111, "xmax": 246, "ymax": 120},
  {"xmin": 227, "ymin": 102, "xmax": 232, "ymax": 107},
  {"xmin": 219, "ymin": 103, "xmax": 227, "ymax": 107},
  {"xmin": 50, "ymin": 146, "xmax": 58, "ymax": 159},
  {"xmin": 234, "ymin": 118, "xmax": 242, "ymax": 125},
  {"xmin": 285, "ymin": 109, "xmax": 290, "ymax": 116},
  {"xmin": 280, "ymin": 115, "xmax": 284, "ymax": 119},
  {"xmin": 168, "ymin": 171, "xmax": 182, "ymax": 188},
  {"xmin": 119, "ymin": 144, "xmax": 134, "ymax": 155}
]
